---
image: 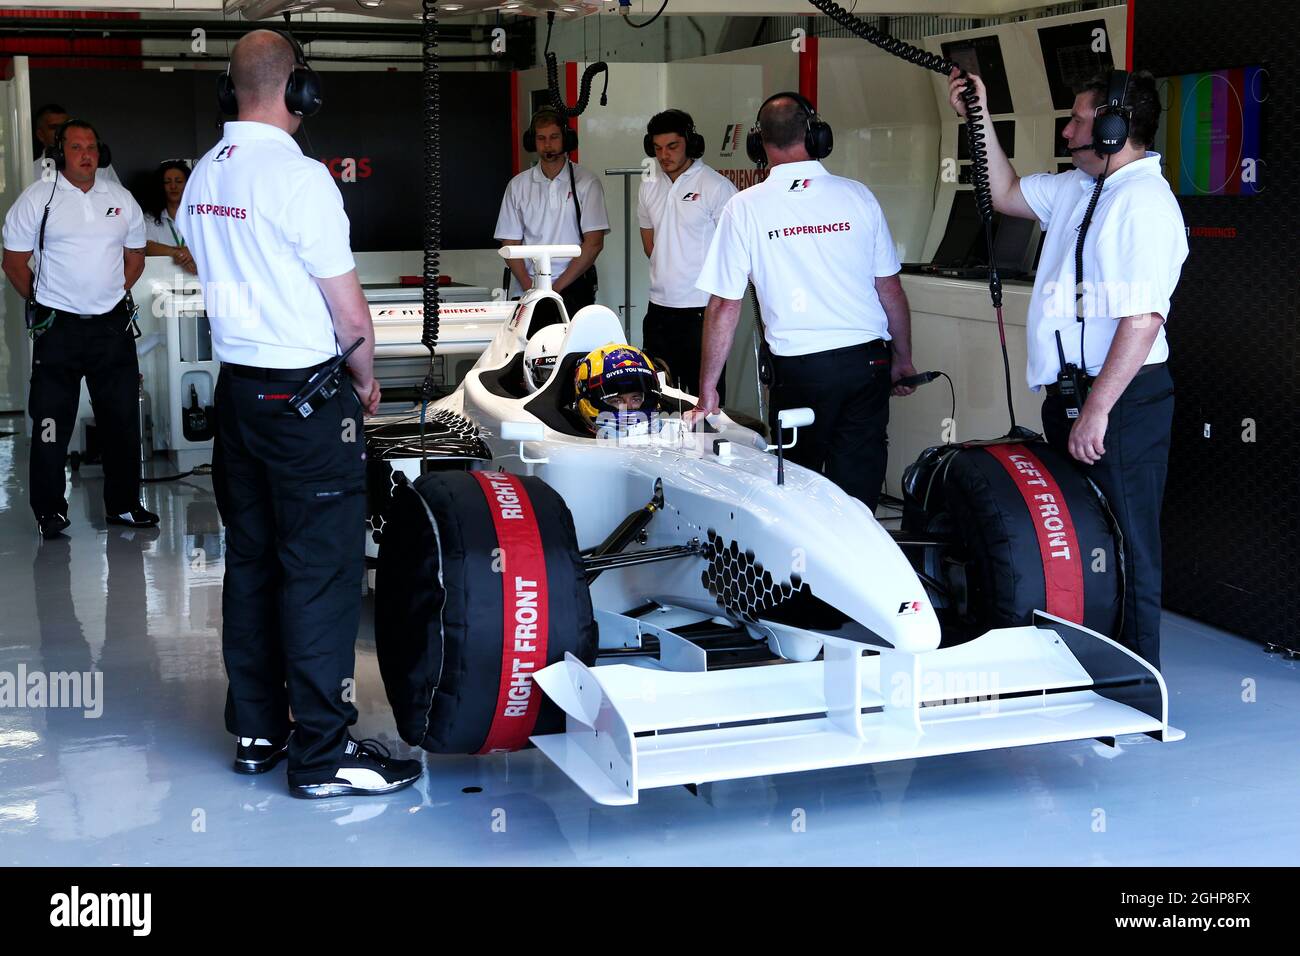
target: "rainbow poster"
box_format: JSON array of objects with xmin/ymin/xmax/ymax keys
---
[{"xmin": 1159, "ymin": 67, "xmax": 1264, "ymax": 196}]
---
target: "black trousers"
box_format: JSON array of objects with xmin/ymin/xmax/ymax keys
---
[
  {"xmin": 212, "ymin": 368, "xmax": 366, "ymax": 785},
  {"xmin": 769, "ymin": 339, "xmax": 892, "ymax": 512},
  {"xmin": 642, "ymin": 301, "xmax": 726, "ymax": 400},
  {"xmin": 1041, "ymin": 365, "xmax": 1174, "ymax": 671},
  {"xmin": 559, "ymin": 268, "xmax": 597, "ymax": 318},
  {"xmin": 27, "ymin": 308, "xmax": 141, "ymax": 518}
]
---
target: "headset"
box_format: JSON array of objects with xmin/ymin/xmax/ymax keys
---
[
  {"xmin": 745, "ymin": 91, "xmax": 833, "ymax": 167},
  {"xmin": 48, "ymin": 119, "xmax": 112, "ymax": 172},
  {"xmin": 217, "ymin": 29, "xmax": 323, "ymax": 118},
  {"xmin": 1092, "ymin": 69, "xmax": 1132, "ymax": 156},
  {"xmin": 522, "ymin": 107, "xmax": 578, "ymax": 154},
  {"xmin": 643, "ymin": 109, "xmax": 705, "ymax": 159}
]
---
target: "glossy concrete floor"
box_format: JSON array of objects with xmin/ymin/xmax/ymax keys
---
[{"xmin": 1, "ymin": 419, "xmax": 1298, "ymax": 867}]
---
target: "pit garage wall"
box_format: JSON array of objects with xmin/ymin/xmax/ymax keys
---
[{"xmin": 1133, "ymin": 0, "xmax": 1298, "ymax": 649}]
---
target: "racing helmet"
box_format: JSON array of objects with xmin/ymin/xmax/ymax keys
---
[
  {"xmin": 523, "ymin": 323, "xmax": 567, "ymax": 393},
  {"xmin": 574, "ymin": 343, "xmax": 661, "ymax": 432}
]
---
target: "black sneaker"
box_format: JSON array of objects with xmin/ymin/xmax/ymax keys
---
[
  {"xmin": 233, "ymin": 727, "xmax": 293, "ymax": 775},
  {"xmin": 290, "ymin": 737, "xmax": 422, "ymax": 799},
  {"xmin": 107, "ymin": 506, "xmax": 159, "ymax": 528},
  {"xmin": 38, "ymin": 513, "xmax": 71, "ymax": 539}
]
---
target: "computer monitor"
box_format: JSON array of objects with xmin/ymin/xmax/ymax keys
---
[
  {"xmin": 942, "ymin": 35, "xmax": 1014, "ymax": 115},
  {"xmin": 932, "ymin": 190, "xmax": 986, "ymax": 267},
  {"xmin": 1038, "ymin": 20, "xmax": 1115, "ymax": 111},
  {"xmin": 992, "ymin": 213, "xmax": 1037, "ymax": 274}
]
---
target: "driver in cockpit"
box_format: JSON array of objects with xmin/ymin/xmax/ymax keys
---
[{"xmin": 573, "ymin": 343, "xmax": 662, "ymax": 435}]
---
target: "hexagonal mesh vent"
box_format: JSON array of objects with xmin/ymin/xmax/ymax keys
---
[{"xmin": 701, "ymin": 528, "xmax": 807, "ymax": 623}]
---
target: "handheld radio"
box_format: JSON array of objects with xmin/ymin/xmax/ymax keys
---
[{"xmin": 288, "ymin": 338, "xmax": 365, "ymax": 419}]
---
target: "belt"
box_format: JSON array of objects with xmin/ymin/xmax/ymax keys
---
[
  {"xmin": 771, "ymin": 339, "xmax": 890, "ymax": 363},
  {"xmin": 222, "ymin": 360, "xmax": 329, "ymax": 381},
  {"xmin": 48, "ymin": 300, "xmax": 127, "ymax": 321},
  {"xmin": 1044, "ymin": 361, "xmax": 1165, "ymax": 396}
]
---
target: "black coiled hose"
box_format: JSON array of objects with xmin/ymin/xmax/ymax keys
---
[
  {"xmin": 419, "ymin": 0, "xmax": 441, "ymax": 372},
  {"xmin": 804, "ymin": 0, "xmax": 1018, "ymax": 434},
  {"xmin": 418, "ymin": 0, "xmax": 441, "ymax": 464},
  {"xmin": 543, "ymin": 11, "xmax": 610, "ymax": 117}
]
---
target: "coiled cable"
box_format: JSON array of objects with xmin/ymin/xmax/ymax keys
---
[
  {"xmin": 543, "ymin": 11, "xmax": 609, "ymax": 117},
  {"xmin": 1073, "ymin": 155, "xmax": 1111, "ymax": 372},
  {"xmin": 804, "ymin": 0, "xmax": 1018, "ymax": 434},
  {"xmin": 418, "ymin": 0, "xmax": 442, "ymax": 464}
]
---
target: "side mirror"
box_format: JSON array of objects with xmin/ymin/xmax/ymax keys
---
[
  {"xmin": 501, "ymin": 421, "xmax": 548, "ymax": 464},
  {"xmin": 767, "ymin": 407, "xmax": 814, "ymax": 451},
  {"xmin": 766, "ymin": 407, "xmax": 814, "ymax": 487},
  {"xmin": 777, "ymin": 407, "xmax": 814, "ymax": 430}
]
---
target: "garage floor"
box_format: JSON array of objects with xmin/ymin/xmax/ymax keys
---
[{"xmin": 2, "ymin": 419, "xmax": 1298, "ymax": 866}]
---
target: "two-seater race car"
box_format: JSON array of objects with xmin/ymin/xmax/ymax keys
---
[{"xmin": 364, "ymin": 245, "xmax": 1181, "ymax": 806}]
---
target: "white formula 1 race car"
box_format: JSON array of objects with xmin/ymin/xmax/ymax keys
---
[{"xmin": 366, "ymin": 246, "xmax": 1181, "ymax": 806}]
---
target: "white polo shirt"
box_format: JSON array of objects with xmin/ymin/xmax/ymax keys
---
[
  {"xmin": 494, "ymin": 159, "xmax": 609, "ymax": 292},
  {"xmin": 637, "ymin": 160, "xmax": 737, "ymax": 309},
  {"xmin": 145, "ymin": 209, "xmax": 185, "ymax": 248},
  {"xmin": 178, "ymin": 121, "xmax": 355, "ymax": 368},
  {"xmin": 2, "ymin": 172, "xmax": 145, "ymax": 315},
  {"xmin": 1019, "ymin": 152, "xmax": 1188, "ymax": 389},
  {"xmin": 695, "ymin": 160, "xmax": 902, "ymax": 357}
]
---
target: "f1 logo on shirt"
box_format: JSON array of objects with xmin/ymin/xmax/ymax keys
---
[
  {"xmin": 897, "ymin": 600, "xmax": 922, "ymax": 615},
  {"xmin": 789, "ymin": 179, "xmax": 812, "ymax": 192},
  {"xmin": 104, "ymin": 207, "xmax": 122, "ymax": 218},
  {"xmin": 681, "ymin": 192, "xmax": 701, "ymax": 202},
  {"xmin": 214, "ymin": 144, "xmax": 240, "ymax": 162}
]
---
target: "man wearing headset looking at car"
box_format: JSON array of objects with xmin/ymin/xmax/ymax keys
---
[
  {"xmin": 948, "ymin": 67, "xmax": 1187, "ymax": 670},
  {"xmin": 690, "ymin": 93, "xmax": 918, "ymax": 514},
  {"xmin": 180, "ymin": 29, "xmax": 420, "ymax": 798}
]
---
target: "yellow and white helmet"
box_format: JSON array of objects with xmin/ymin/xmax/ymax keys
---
[{"xmin": 573, "ymin": 343, "xmax": 661, "ymax": 432}]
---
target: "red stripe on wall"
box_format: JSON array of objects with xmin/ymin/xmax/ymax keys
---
[
  {"xmin": 1125, "ymin": 0, "xmax": 1135, "ymax": 70},
  {"xmin": 799, "ymin": 33, "xmax": 819, "ymax": 107},
  {"xmin": 509, "ymin": 70, "xmax": 520, "ymax": 176},
  {"xmin": 0, "ymin": 9, "xmax": 142, "ymax": 70},
  {"xmin": 566, "ymin": 59, "xmax": 579, "ymax": 163}
]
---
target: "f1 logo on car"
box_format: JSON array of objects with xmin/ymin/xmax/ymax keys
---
[
  {"xmin": 898, "ymin": 601, "xmax": 922, "ymax": 615},
  {"xmin": 789, "ymin": 179, "xmax": 812, "ymax": 191}
]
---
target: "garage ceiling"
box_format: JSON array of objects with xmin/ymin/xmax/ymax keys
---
[
  {"xmin": 224, "ymin": 0, "xmax": 1056, "ymax": 20},
  {"xmin": 0, "ymin": 1, "xmax": 1069, "ymax": 18}
]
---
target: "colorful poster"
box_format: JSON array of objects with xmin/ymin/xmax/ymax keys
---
[{"xmin": 1158, "ymin": 67, "xmax": 1264, "ymax": 196}]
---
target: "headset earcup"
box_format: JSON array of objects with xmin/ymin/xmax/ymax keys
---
[
  {"xmin": 285, "ymin": 67, "xmax": 323, "ymax": 118},
  {"xmin": 808, "ymin": 122, "xmax": 834, "ymax": 160},
  {"xmin": 522, "ymin": 127, "xmax": 536, "ymax": 152},
  {"xmin": 566, "ymin": 126, "xmax": 579, "ymax": 154},
  {"xmin": 1093, "ymin": 108, "xmax": 1129, "ymax": 155},
  {"xmin": 643, "ymin": 133, "xmax": 655, "ymax": 158},
  {"xmin": 217, "ymin": 72, "xmax": 238, "ymax": 116},
  {"xmin": 688, "ymin": 132, "xmax": 706, "ymax": 159},
  {"xmin": 745, "ymin": 127, "xmax": 766, "ymax": 166},
  {"xmin": 97, "ymin": 141, "xmax": 112, "ymax": 169}
]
